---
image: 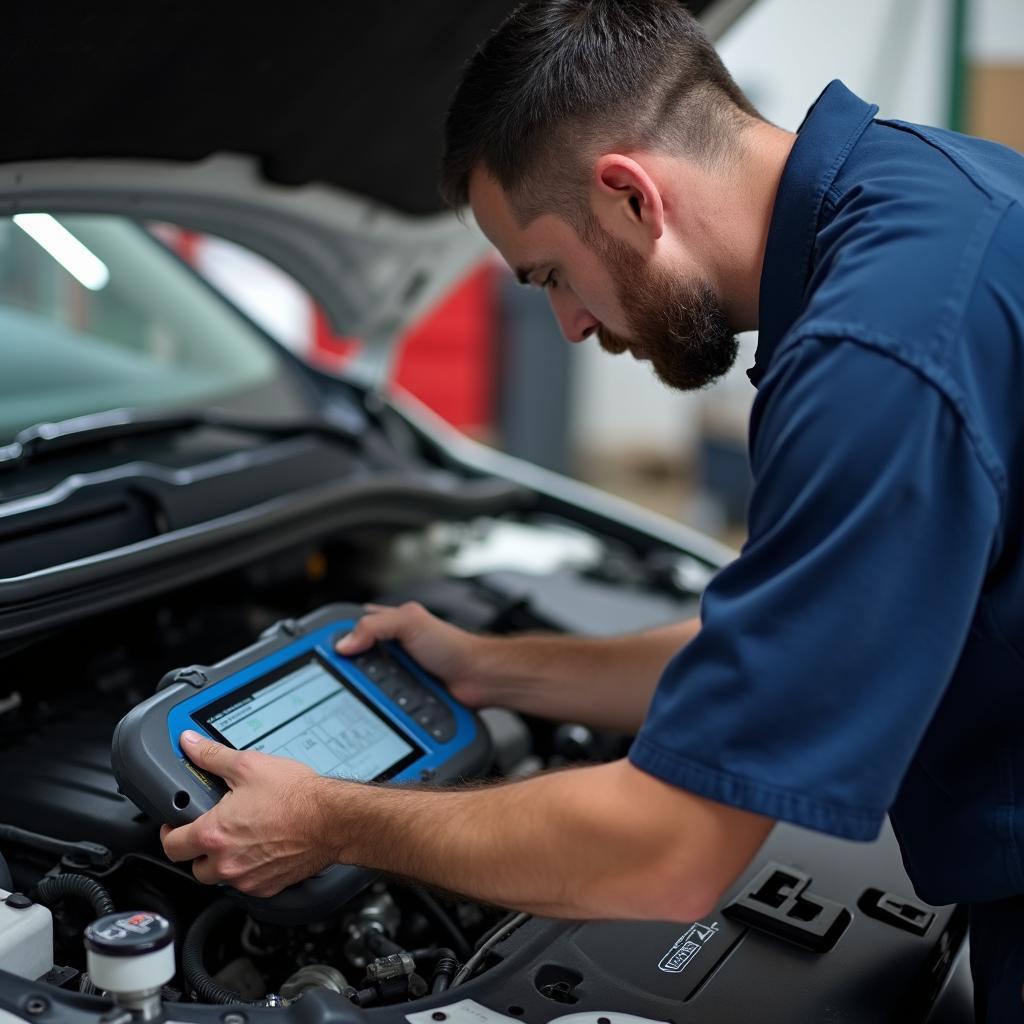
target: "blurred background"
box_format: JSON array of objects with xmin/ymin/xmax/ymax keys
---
[{"xmin": 149, "ymin": 0, "xmax": 1023, "ymax": 550}]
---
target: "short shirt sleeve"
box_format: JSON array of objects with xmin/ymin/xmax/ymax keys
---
[{"xmin": 629, "ymin": 337, "xmax": 1001, "ymax": 840}]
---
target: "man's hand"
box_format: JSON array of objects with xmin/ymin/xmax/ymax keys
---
[
  {"xmin": 337, "ymin": 602, "xmax": 700, "ymax": 734},
  {"xmin": 160, "ymin": 731, "xmax": 338, "ymax": 898},
  {"xmin": 337, "ymin": 602, "xmax": 495, "ymax": 707},
  {"xmin": 158, "ymin": 732, "xmax": 772, "ymax": 920}
]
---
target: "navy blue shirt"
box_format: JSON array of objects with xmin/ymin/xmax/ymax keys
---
[{"xmin": 629, "ymin": 81, "xmax": 1024, "ymax": 1018}]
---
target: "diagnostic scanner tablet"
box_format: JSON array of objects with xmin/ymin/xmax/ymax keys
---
[{"xmin": 112, "ymin": 603, "xmax": 492, "ymax": 924}]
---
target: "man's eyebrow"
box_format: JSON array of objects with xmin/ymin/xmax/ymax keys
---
[{"xmin": 515, "ymin": 264, "xmax": 540, "ymax": 286}]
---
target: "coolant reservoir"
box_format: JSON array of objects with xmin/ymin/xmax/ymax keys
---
[{"xmin": 0, "ymin": 890, "xmax": 53, "ymax": 980}]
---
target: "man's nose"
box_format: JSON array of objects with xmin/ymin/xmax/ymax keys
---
[{"xmin": 549, "ymin": 290, "xmax": 600, "ymax": 344}]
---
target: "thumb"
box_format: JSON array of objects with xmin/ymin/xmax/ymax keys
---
[
  {"xmin": 180, "ymin": 730, "xmax": 242, "ymax": 785},
  {"xmin": 336, "ymin": 607, "xmax": 398, "ymax": 655},
  {"xmin": 335, "ymin": 623, "xmax": 372, "ymax": 655}
]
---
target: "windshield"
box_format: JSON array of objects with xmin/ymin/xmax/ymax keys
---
[{"xmin": 0, "ymin": 214, "xmax": 285, "ymax": 442}]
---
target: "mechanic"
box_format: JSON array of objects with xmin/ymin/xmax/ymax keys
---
[{"xmin": 161, "ymin": 2, "xmax": 1024, "ymax": 1018}]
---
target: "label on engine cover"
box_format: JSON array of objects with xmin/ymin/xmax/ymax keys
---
[
  {"xmin": 658, "ymin": 919, "xmax": 720, "ymax": 973},
  {"xmin": 549, "ymin": 1015, "xmax": 670, "ymax": 1024},
  {"xmin": 407, "ymin": 1000, "xmax": 520, "ymax": 1024},
  {"xmin": 408, "ymin": 1005, "xmax": 670, "ymax": 1024}
]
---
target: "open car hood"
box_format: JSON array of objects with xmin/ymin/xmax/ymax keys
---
[
  {"xmin": 0, "ymin": 0, "xmax": 745, "ymax": 375},
  {"xmin": 0, "ymin": 154, "xmax": 488, "ymax": 387}
]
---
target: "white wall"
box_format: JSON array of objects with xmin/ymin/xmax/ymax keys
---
[
  {"xmin": 971, "ymin": 0, "xmax": 1024, "ymax": 62},
  {"xmin": 569, "ymin": 330, "xmax": 706, "ymax": 458},
  {"xmin": 720, "ymin": 0, "xmax": 952, "ymax": 130}
]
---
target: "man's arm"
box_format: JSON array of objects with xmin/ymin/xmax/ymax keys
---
[
  {"xmin": 338, "ymin": 604, "xmax": 700, "ymax": 733},
  {"xmin": 161, "ymin": 731, "xmax": 771, "ymax": 920},
  {"xmin": 628, "ymin": 339, "xmax": 1003, "ymax": 843}
]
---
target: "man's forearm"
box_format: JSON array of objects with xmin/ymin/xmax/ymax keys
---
[
  {"xmin": 322, "ymin": 756, "xmax": 766, "ymax": 922},
  {"xmin": 161, "ymin": 733, "xmax": 774, "ymax": 919},
  {"xmin": 469, "ymin": 618, "xmax": 700, "ymax": 732}
]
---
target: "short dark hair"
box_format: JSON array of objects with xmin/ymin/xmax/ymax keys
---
[{"xmin": 441, "ymin": 0, "xmax": 761, "ymax": 224}]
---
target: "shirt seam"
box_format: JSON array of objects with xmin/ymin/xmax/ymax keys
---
[
  {"xmin": 931, "ymin": 197, "xmax": 1013, "ymax": 364},
  {"xmin": 816, "ymin": 141, "xmax": 1011, "ymax": 369},
  {"xmin": 630, "ymin": 735, "xmax": 885, "ymax": 835},
  {"xmin": 877, "ymin": 119, "xmax": 1003, "ymax": 200},
  {"xmin": 769, "ymin": 326, "xmax": 1008, "ymax": 517}
]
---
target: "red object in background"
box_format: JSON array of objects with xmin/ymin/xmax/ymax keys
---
[
  {"xmin": 159, "ymin": 224, "xmax": 498, "ymax": 436},
  {"xmin": 393, "ymin": 263, "xmax": 496, "ymax": 433},
  {"xmin": 313, "ymin": 263, "xmax": 498, "ymax": 435},
  {"xmin": 174, "ymin": 230, "xmax": 203, "ymax": 266}
]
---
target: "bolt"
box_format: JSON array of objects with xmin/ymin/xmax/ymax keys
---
[
  {"xmin": 223, "ymin": 1015, "xmax": 247, "ymax": 1024},
  {"xmin": 25, "ymin": 998, "xmax": 47, "ymax": 1015},
  {"xmin": 432, "ymin": 1013, "xmax": 447, "ymax": 1021}
]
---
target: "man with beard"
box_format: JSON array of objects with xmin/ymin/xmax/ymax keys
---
[{"xmin": 162, "ymin": 1, "xmax": 1024, "ymax": 1017}]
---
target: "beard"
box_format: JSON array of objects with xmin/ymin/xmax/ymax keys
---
[{"xmin": 591, "ymin": 228, "xmax": 739, "ymax": 391}]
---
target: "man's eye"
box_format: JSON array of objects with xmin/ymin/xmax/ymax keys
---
[{"xmin": 541, "ymin": 271, "xmax": 558, "ymax": 290}]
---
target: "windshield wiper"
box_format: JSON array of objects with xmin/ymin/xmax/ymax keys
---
[{"xmin": 0, "ymin": 406, "xmax": 363, "ymax": 472}]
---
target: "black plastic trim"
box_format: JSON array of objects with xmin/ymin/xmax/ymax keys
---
[{"xmin": 0, "ymin": 474, "xmax": 529, "ymax": 643}]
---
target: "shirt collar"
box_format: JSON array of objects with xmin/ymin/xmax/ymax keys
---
[{"xmin": 748, "ymin": 80, "xmax": 879, "ymax": 387}]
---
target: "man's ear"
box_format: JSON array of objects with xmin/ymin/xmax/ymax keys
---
[{"xmin": 592, "ymin": 154, "xmax": 665, "ymax": 244}]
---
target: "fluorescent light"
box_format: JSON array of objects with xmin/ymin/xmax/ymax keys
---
[{"xmin": 13, "ymin": 213, "xmax": 110, "ymax": 291}]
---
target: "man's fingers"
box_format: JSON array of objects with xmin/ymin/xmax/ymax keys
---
[
  {"xmin": 180, "ymin": 730, "xmax": 243, "ymax": 785},
  {"xmin": 335, "ymin": 626, "xmax": 372, "ymax": 655},
  {"xmin": 336, "ymin": 604, "xmax": 406, "ymax": 655},
  {"xmin": 160, "ymin": 820, "xmax": 205, "ymax": 863},
  {"xmin": 190, "ymin": 856, "xmax": 220, "ymax": 886}
]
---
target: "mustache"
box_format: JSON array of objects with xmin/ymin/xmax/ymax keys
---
[{"xmin": 596, "ymin": 325, "xmax": 632, "ymax": 356}]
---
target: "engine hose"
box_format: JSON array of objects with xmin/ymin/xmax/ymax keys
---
[
  {"xmin": 410, "ymin": 889, "xmax": 471, "ymax": 961},
  {"xmin": 183, "ymin": 901, "xmax": 274, "ymax": 1007},
  {"xmin": 34, "ymin": 874, "xmax": 115, "ymax": 918},
  {"xmin": 429, "ymin": 949, "xmax": 458, "ymax": 994},
  {"xmin": 364, "ymin": 928, "xmax": 404, "ymax": 958}
]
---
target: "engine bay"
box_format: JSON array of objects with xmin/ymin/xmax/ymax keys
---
[
  {"xmin": 0, "ymin": 510, "xmax": 968, "ymax": 1022},
  {"xmin": 0, "ymin": 512, "xmax": 703, "ymax": 1008}
]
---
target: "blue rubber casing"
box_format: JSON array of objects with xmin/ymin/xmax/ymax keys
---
[{"xmin": 112, "ymin": 603, "xmax": 492, "ymax": 924}]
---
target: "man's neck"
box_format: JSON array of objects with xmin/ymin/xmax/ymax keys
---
[{"xmin": 714, "ymin": 122, "xmax": 797, "ymax": 333}]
